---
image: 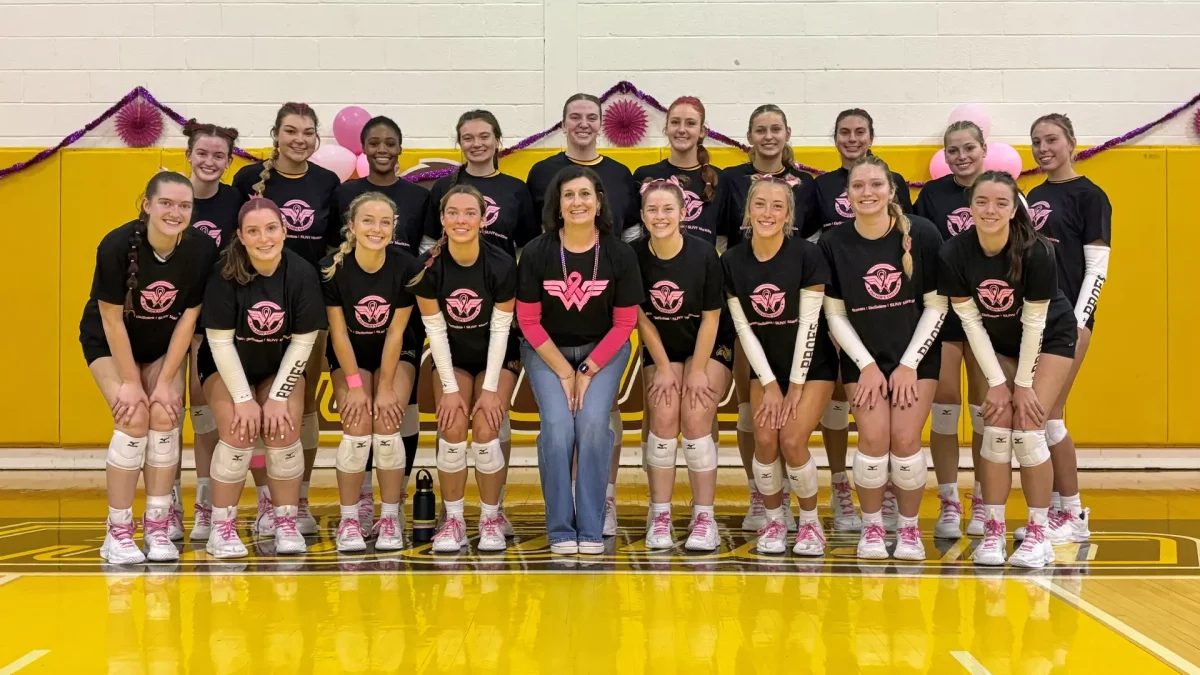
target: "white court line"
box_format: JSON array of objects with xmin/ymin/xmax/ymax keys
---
[
  {"xmin": 1031, "ymin": 577, "xmax": 1200, "ymax": 675},
  {"xmin": 950, "ymin": 651, "xmax": 992, "ymax": 675},
  {"xmin": 0, "ymin": 575, "xmax": 20, "ymax": 587},
  {"xmin": 0, "ymin": 651, "xmax": 50, "ymax": 675}
]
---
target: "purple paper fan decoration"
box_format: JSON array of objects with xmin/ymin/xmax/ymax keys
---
[
  {"xmin": 603, "ymin": 99, "xmax": 648, "ymax": 147},
  {"xmin": 115, "ymin": 98, "xmax": 164, "ymax": 148}
]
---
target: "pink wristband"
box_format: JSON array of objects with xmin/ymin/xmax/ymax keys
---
[{"xmin": 345, "ymin": 373, "xmax": 363, "ymax": 389}]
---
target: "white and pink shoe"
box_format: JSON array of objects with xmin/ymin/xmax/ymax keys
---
[{"xmin": 100, "ymin": 517, "xmax": 145, "ymax": 565}]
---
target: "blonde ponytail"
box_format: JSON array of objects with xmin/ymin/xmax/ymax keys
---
[
  {"xmin": 324, "ymin": 191, "xmax": 398, "ymax": 281},
  {"xmin": 253, "ymin": 146, "xmax": 277, "ymax": 198}
]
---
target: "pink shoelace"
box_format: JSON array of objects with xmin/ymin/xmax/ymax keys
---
[
  {"xmin": 276, "ymin": 515, "xmax": 299, "ymax": 537},
  {"xmin": 170, "ymin": 504, "xmax": 184, "ymax": 531},
  {"xmin": 898, "ymin": 525, "xmax": 921, "ymax": 547},
  {"xmin": 797, "ymin": 522, "xmax": 826, "ymax": 546},
  {"xmin": 108, "ymin": 520, "xmax": 138, "ymax": 548},
  {"xmin": 144, "ymin": 514, "xmax": 172, "ymax": 544},
  {"xmin": 194, "ymin": 503, "xmax": 212, "ymax": 527},
  {"xmin": 1048, "ymin": 509, "xmax": 1071, "ymax": 529},
  {"xmin": 337, "ymin": 519, "xmax": 364, "ymax": 540},
  {"xmin": 435, "ymin": 518, "xmax": 465, "ymax": 542},
  {"xmin": 297, "ymin": 498, "xmax": 312, "ymax": 517},
  {"xmin": 833, "ymin": 481, "xmax": 855, "ymax": 514},
  {"xmin": 257, "ymin": 496, "xmax": 273, "ymax": 515},
  {"xmin": 215, "ymin": 518, "xmax": 239, "ymax": 541},
  {"xmin": 358, "ymin": 494, "xmax": 373, "ymax": 520},
  {"xmin": 691, "ymin": 512, "xmax": 713, "ymax": 537},
  {"xmin": 749, "ymin": 490, "xmax": 765, "ymax": 510},
  {"xmin": 983, "ymin": 519, "xmax": 1006, "ymax": 540},
  {"xmin": 758, "ymin": 519, "xmax": 786, "ymax": 541},
  {"xmin": 862, "ymin": 523, "xmax": 887, "ymax": 545},
  {"xmin": 939, "ymin": 497, "xmax": 963, "ymax": 523},
  {"xmin": 971, "ymin": 494, "xmax": 984, "ymax": 514},
  {"xmin": 480, "ymin": 515, "xmax": 505, "ymax": 538},
  {"xmin": 650, "ymin": 511, "xmax": 672, "ymax": 537},
  {"xmin": 373, "ymin": 516, "xmax": 398, "ymax": 538},
  {"xmin": 1021, "ymin": 522, "xmax": 1046, "ymax": 545}
]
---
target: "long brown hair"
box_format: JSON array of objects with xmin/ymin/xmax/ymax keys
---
[
  {"xmin": 182, "ymin": 119, "xmax": 240, "ymax": 155},
  {"xmin": 221, "ymin": 198, "xmax": 284, "ymax": 285},
  {"xmin": 849, "ymin": 155, "xmax": 913, "ymax": 278},
  {"xmin": 747, "ymin": 104, "xmax": 796, "ymax": 168},
  {"xmin": 970, "ymin": 171, "xmax": 1046, "ymax": 282},
  {"xmin": 322, "ymin": 192, "xmax": 397, "ymax": 281},
  {"xmin": 407, "ymin": 184, "xmax": 487, "ymax": 288},
  {"xmin": 451, "ymin": 110, "xmax": 503, "ymax": 187},
  {"xmin": 126, "ymin": 172, "xmax": 193, "ymax": 319},
  {"xmin": 667, "ymin": 96, "xmax": 718, "ymax": 202},
  {"xmin": 253, "ymin": 102, "xmax": 319, "ymax": 197}
]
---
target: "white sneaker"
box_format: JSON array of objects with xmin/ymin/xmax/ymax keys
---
[
  {"xmin": 742, "ymin": 489, "xmax": 767, "ymax": 531},
  {"xmin": 966, "ymin": 493, "xmax": 985, "ymax": 536},
  {"xmin": 143, "ymin": 512, "xmax": 179, "ymax": 562},
  {"xmin": 1048, "ymin": 508, "xmax": 1091, "ymax": 545},
  {"xmin": 1010, "ymin": 522, "xmax": 1056, "ymax": 568},
  {"xmin": 206, "ymin": 516, "xmax": 248, "ymax": 559},
  {"xmin": 432, "ymin": 516, "xmax": 468, "ymax": 553},
  {"xmin": 857, "ymin": 523, "xmax": 889, "ymax": 560},
  {"xmin": 685, "ymin": 512, "xmax": 719, "ymax": 552},
  {"xmin": 782, "ymin": 501, "xmax": 798, "ymax": 533},
  {"xmin": 579, "ymin": 541, "xmax": 605, "ymax": 555},
  {"xmin": 756, "ymin": 518, "xmax": 787, "ymax": 554},
  {"xmin": 645, "ymin": 510, "xmax": 674, "ymax": 550},
  {"xmin": 972, "ymin": 518, "xmax": 1007, "ymax": 566},
  {"xmin": 273, "ymin": 508, "xmax": 307, "ymax": 554},
  {"xmin": 478, "ymin": 514, "xmax": 507, "ymax": 552},
  {"xmin": 893, "ymin": 525, "xmax": 926, "ymax": 561},
  {"xmin": 253, "ymin": 494, "xmax": 275, "ymax": 536},
  {"xmin": 372, "ymin": 514, "xmax": 404, "ymax": 551},
  {"xmin": 336, "ymin": 518, "xmax": 367, "ymax": 553},
  {"xmin": 881, "ymin": 488, "xmax": 899, "ymax": 533},
  {"xmin": 100, "ymin": 518, "xmax": 146, "ymax": 564},
  {"xmin": 934, "ymin": 496, "xmax": 963, "ymax": 539},
  {"xmin": 190, "ymin": 503, "xmax": 212, "ymax": 541},
  {"xmin": 296, "ymin": 497, "xmax": 319, "ymax": 536},
  {"xmin": 830, "ymin": 477, "xmax": 862, "ymax": 532},
  {"xmin": 603, "ymin": 497, "xmax": 618, "ymax": 536},
  {"xmin": 168, "ymin": 503, "xmax": 185, "ymax": 542},
  {"xmin": 792, "ymin": 521, "xmax": 827, "ymax": 557},
  {"xmin": 356, "ymin": 493, "xmax": 374, "ymax": 536},
  {"xmin": 550, "ymin": 541, "xmax": 578, "ymax": 554}
]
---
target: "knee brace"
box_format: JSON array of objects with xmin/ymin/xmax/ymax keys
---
[
  {"xmin": 211, "ymin": 441, "xmax": 252, "ymax": 484},
  {"xmin": 335, "ymin": 434, "xmax": 371, "ymax": 473},
  {"xmin": 609, "ymin": 411, "xmax": 623, "ymax": 445},
  {"xmin": 737, "ymin": 403, "xmax": 753, "ymax": 433},
  {"xmin": 267, "ymin": 441, "xmax": 304, "ymax": 480},
  {"xmin": 682, "ymin": 435, "xmax": 718, "ymax": 473},
  {"xmin": 1046, "ymin": 419, "xmax": 1068, "ymax": 446},
  {"xmin": 471, "ymin": 438, "xmax": 505, "ymax": 475},
  {"xmin": 372, "ymin": 432, "xmax": 405, "ymax": 470},
  {"xmin": 300, "ymin": 412, "xmax": 320, "ymax": 450},
  {"xmin": 889, "ymin": 452, "xmax": 928, "ymax": 491},
  {"xmin": 930, "ymin": 404, "xmax": 961, "ymax": 436},
  {"xmin": 399, "ymin": 404, "xmax": 420, "ymax": 437},
  {"xmin": 821, "ymin": 400, "xmax": 849, "ymax": 431},
  {"xmin": 436, "ymin": 438, "xmax": 468, "ymax": 474},
  {"xmin": 980, "ymin": 426, "xmax": 1013, "ymax": 465},
  {"xmin": 968, "ymin": 405, "xmax": 983, "ymax": 435},
  {"xmin": 752, "ymin": 457, "xmax": 782, "ymax": 495},
  {"xmin": 190, "ymin": 405, "xmax": 217, "ymax": 435},
  {"xmin": 145, "ymin": 428, "xmax": 181, "ymax": 468},
  {"xmin": 1013, "ymin": 429, "xmax": 1051, "ymax": 468},
  {"xmin": 786, "ymin": 458, "xmax": 819, "ymax": 499},
  {"xmin": 499, "ymin": 413, "xmax": 511, "ymax": 444},
  {"xmin": 853, "ymin": 452, "xmax": 889, "ymax": 489},
  {"xmin": 106, "ymin": 431, "xmax": 147, "ymax": 471},
  {"xmin": 645, "ymin": 432, "xmax": 678, "ymax": 469}
]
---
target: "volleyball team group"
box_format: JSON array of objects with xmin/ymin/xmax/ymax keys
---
[{"xmin": 80, "ymin": 92, "xmax": 1110, "ymax": 570}]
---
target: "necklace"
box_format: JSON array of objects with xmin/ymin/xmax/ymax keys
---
[{"xmin": 559, "ymin": 228, "xmax": 599, "ymax": 284}]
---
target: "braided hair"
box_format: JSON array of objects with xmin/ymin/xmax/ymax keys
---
[
  {"xmin": 253, "ymin": 102, "xmax": 319, "ymax": 197},
  {"xmin": 125, "ymin": 171, "xmax": 192, "ymax": 319},
  {"xmin": 848, "ymin": 155, "xmax": 914, "ymax": 278},
  {"xmin": 322, "ymin": 192, "xmax": 398, "ymax": 281},
  {"xmin": 407, "ymin": 184, "xmax": 486, "ymax": 288},
  {"xmin": 667, "ymin": 96, "xmax": 718, "ymax": 202},
  {"xmin": 450, "ymin": 110, "xmax": 503, "ymax": 187}
]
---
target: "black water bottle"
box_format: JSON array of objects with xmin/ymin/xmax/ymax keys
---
[{"xmin": 411, "ymin": 469, "xmax": 436, "ymax": 543}]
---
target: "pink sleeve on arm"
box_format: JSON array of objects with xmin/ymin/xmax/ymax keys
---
[
  {"xmin": 588, "ymin": 305, "xmax": 638, "ymax": 369},
  {"xmin": 516, "ymin": 300, "xmax": 550, "ymax": 349}
]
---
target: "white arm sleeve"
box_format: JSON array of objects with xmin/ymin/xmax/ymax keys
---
[
  {"xmin": 1074, "ymin": 244, "xmax": 1109, "ymax": 328},
  {"xmin": 482, "ymin": 308, "xmax": 514, "ymax": 393},
  {"xmin": 419, "ymin": 236, "xmax": 439, "ymax": 255},
  {"xmin": 206, "ymin": 329, "xmax": 254, "ymax": 404},
  {"xmin": 899, "ymin": 292, "xmax": 948, "ymax": 369},
  {"xmin": 823, "ymin": 297, "xmax": 875, "ymax": 370},
  {"xmin": 421, "ymin": 312, "xmax": 458, "ymax": 393},
  {"xmin": 269, "ymin": 331, "xmax": 317, "ymax": 401},
  {"xmin": 1015, "ymin": 300, "xmax": 1049, "ymax": 388},
  {"xmin": 727, "ymin": 297, "xmax": 776, "ymax": 386},
  {"xmin": 788, "ymin": 289, "xmax": 824, "ymax": 386},
  {"xmin": 953, "ymin": 300, "xmax": 1007, "ymax": 388}
]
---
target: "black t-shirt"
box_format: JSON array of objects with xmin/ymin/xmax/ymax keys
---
[
  {"xmin": 516, "ymin": 231, "xmax": 644, "ymax": 348},
  {"xmin": 80, "ymin": 221, "xmax": 218, "ymax": 363},
  {"xmin": 320, "ymin": 247, "xmax": 419, "ymax": 367},
  {"xmin": 411, "ymin": 239, "xmax": 517, "ymax": 366},
  {"xmin": 526, "ymin": 153, "xmax": 641, "ymax": 237},
  {"xmin": 631, "ymin": 160, "xmax": 726, "ymax": 245},
  {"xmin": 231, "ymin": 162, "xmax": 342, "ymax": 268},
  {"xmin": 819, "ymin": 216, "xmax": 941, "ymax": 373},
  {"xmin": 721, "ymin": 235, "xmax": 830, "ymax": 381},
  {"xmin": 808, "ymin": 167, "xmax": 914, "ymax": 234},
  {"xmin": 722, "ymin": 163, "xmax": 818, "ymax": 246},
  {"xmin": 190, "ymin": 183, "xmax": 243, "ymax": 250},
  {"xmin": 200, "ymin": 248, "xmax": 328, "ymax": 385},
  {"xmin": 1026, "ymin": 176, "xmax": 1113, "ymax": 305},
  {"xmin": 424, "ymin": 171, "xmax": 539, "ymax": 257},
  {"xmin": 633, "ymin": 235, "xmax": 724, "ymax": 361},
  {"xmin": 913, "ymin": 174, "xmax": 975, "ymax": 242},
  {"xmin": 939, "ymin": 232, "xmax": 1074, "ymax": 357},
  {"xmin": 331, "ymin": 177, "xmax": 430, "ymax": 256}
]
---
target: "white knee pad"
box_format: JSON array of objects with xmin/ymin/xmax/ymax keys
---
[
  {"xmin": 399, "ymin": 404, "xmax": 420, "ymax": 437},
  {"xmin": 267, "ymin": 441, "xmax": 304, "ymax": 480},
  {"xmin": 786, "ymin": 458, "xmax": 819, "ymax": 499},
  {"xmin": 682, "ymin": 436, "xmax": 718, "ymax": 473},
  {"xmin": 737, "ymin": 403, "xmax": 753, "ymax": 433},
  {"xmin": 645, "ymin": 432, "xmax": 678, "ymax": 469},
  {"xmin": 335, "ymin": 434, "xmax": 371, "ymax": 473},
  {"xmin": 436, "ymin": 438, "xmax": 468, "ymax": 474},
  {"xmin": 752, "ymin": 457, "xmax": 782, "ymax": 495},
  {"xmin": 300, "ymin": 412, "xmax": 320, "ymax": 450},
  {"xmin": 471, "ymin": 438, "xmax": 505, "ymax": 475},
  {"xmin": 968, "ymin": 404, "xmax": 983, "ymax": 435},
  {"xmin": 372, "ymin": 432, "xmax": 405, "ymax": 470},
  {"xmin": 930, "ymin": 404, "xmax": 961, "ymax": 436},
  {"xmin": 145, "ymin": 428, "xmax": 181, "ymax": 468},
  {"xmin": 211, "ymin": 441, "xmax": 252, "ymax": 484},
  {"xmin": 889, "ymin": 452, "xmax": 928, "ymax": 492},
  {"xmin": 190, "ymin": 405, "xmax": 217, "ymax": 435},
  {"xmin": 499, "ymin": 413, "xmax": 511, "ymax": 444},
  {"xmin": 821, "ymin": 400, "xmax": 849, "ymax": 431},
  {"xmin": 1046, "ymin": 419, "xmax": 1068, "ymax": 446},
  {"xmin": 609, "ymin": 411, "xmax": 623, "ymax": 445},
  {"xmin": 853, "ymin": 452, "xmax": 889, "ymax": 489},
  {"xmin": 106, "ymin": 431, "xmax": 147, "ymax": 471},
  {"xmin": 980, "ymin": 426, "xmax": 1013, "ymax": 465},
  {"xmin": 1013, "ymin": 429, "xmax": 1051, "ymax": 468}
]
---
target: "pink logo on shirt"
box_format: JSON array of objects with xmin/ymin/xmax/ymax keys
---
[
  {"xmin": 353, "ymin": 295, "xmax": 391, "ymax": 329},
  {"xmin": 1029, "ymin": 201, "xmax": 1052, "ymax": 231},
  {"xmin": 247, "ymin": 300, "xmax": 286, "ymax": 336},
  {"xmin": 193, "ymin": 220, "xmax": 222, "ymax": 246},
  {"xmin": 281, "ymin": 199, "xmax": 315, "ymax": 233},
  {"xmin": 445, "ymin": 288, "xmax": 483, "ymax": 323},
  {"xmin": 835, "ymin": 191, "xmax": 854, "ymax": 219},
  {"xmin": 545, "ymin": 272, "xmax": 609, "ymax": 311},
  {"xmin": 864, "ymin": 263, "xmax": 903, "ymax": 300},
  {"xmin": 682, "ymin": 188, "xmax": 703, "ymax": 223},
  {"xmin": 946, "ymin": 207, "xmax": 975, "ymax": 236},
  {"xmin": 483, "ymin": 196, "xmax": 500, "ymax": 229},
  {"xmin": 648, "ymin": 280, "xmax": 684, "ymax": 315},
  {"xmin": 139, "ymin": 281, "xmax": 179, "ymax": 314},
  {"xmin": 749, "ymin": 283, "xmax": 786, "ymax": 318},
  {"xmin": 977, "ymin": 279, "xmax": 1015, "ymax": 313}
]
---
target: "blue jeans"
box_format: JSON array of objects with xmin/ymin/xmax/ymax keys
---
[{"xmin": 521, "ymin": 338, "xmax": 631, "ymax": 545}]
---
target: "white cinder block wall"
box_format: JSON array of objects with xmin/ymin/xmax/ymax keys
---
[{"xmin": 0, "ymin": 0, "xmax": 1197, "ymax": 149}]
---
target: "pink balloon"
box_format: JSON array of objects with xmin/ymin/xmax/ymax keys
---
[
  {"xmin": 356, "ymin": 153, "xmax": 370, "ymax": 179},
  {"xmin": 982, "ymin": 142, "xmax": 1024, "ymax": 179},
  {"xmin": 310, "ymin": 145, "xmax": 357, "ymax": 182},
  {"xmin": 929, "ymin": 150, "xmax": 951, "ymax": 180},
  {"xmin": 948, "ymin": 103, "xmax": 992, "ymax": 139},
  {"xmin": 333, "ymin": 106, "xmax": 372, "ymax": 155}
]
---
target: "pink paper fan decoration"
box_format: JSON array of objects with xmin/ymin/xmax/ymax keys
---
[
  {"xmin": 603, "ymin": 99, "xmax": 648, "ymax": 147},
  {"xmin": 115, "ymin": 98, "xmax": 164, "ymax": 148}
]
